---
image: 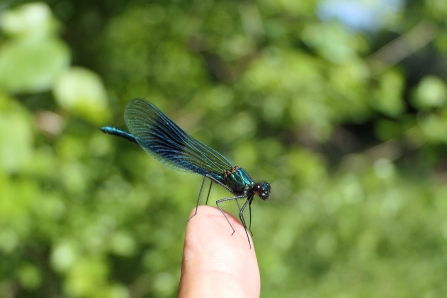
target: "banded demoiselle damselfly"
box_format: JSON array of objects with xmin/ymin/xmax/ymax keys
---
[{"xmin": 100, "ymin": 99, "xmax": 271, "ymax": 248}]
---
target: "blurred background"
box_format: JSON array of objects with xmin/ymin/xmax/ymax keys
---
[{"xmin": 1, "ymin": 0, "xmax": 447, "ymax": 297}]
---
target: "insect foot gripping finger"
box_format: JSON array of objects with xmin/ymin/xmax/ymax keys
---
[
  {"xmin": 187, "ymin": 213, "xmax": 196, "ymax": 222},
  {"xmin": 187, "ymin": 204, "xmax": 200, "ymax": 222},
  {"xmin": 223, "ymin": 209, "xmax": 236, "ymax": 235},
  {"xmin": 215, "ymin": 200, "xmax": 236, "ymax": 235}
]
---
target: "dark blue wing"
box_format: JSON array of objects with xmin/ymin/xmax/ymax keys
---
[{"xmin": 124, "ymin": 99, "xmax": 233, "ymax": 177}]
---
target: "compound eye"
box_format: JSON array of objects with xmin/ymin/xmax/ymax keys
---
[{"xmin": 253, "ymin": 183, "xmax": 262, "ymax": 195}]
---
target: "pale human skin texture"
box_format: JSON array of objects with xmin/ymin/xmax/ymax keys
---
[{"xmin": 178, "ymin": 206, "xmax": 261, "ymax": 298}]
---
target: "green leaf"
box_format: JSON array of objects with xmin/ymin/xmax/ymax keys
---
[
  {"xmin": 0, "ymin": 2, "xmax": 58, "ymax": 39},
  {"xmin": 411, "ymin": 75, "xmax": 447, "ymax": 110},
  {"xmin": 374, "ymin": 70, "xmax": 404, "ymax": 117},
  {"xmin": 0, "ymin": 39, "xmax": 70, "ymax": 93},
  {"xmin": 53, "ymin": 67, "xmax": 110, "ymax": 124},
  {"xmin": 0, "ymin": 95, "xmax": 33, "ymax": 173}
]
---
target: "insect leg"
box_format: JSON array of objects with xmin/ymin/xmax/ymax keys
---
[
  {"xmin": 205, "ymin": 180, "xmax": 213, "ymax": 205},
  {"xmin": 238, "ymin": 199, "xmax": 253, "ymax": 248},
  {"xmin": 216, "ymin": 195, "xmax": 252, "ymax": 249},
  {"xmin": 188, "ymin": 176, "xmax": 209, "ymax": 221}
]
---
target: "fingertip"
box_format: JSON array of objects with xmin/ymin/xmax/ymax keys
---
[{"xmin": 179, "ymin": 206, "xmax": 260, "ymax": 298}]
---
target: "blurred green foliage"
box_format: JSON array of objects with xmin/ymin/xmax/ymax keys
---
[{"xmin": 1, "ymin": 0, "xmax": 447, "ymax": 297}]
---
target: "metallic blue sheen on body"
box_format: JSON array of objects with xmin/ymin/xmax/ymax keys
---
[
  {"xmin": 100, "ymin": 99, "xmax": 271, "ymax": 248},
  {"xmin": 221, "ymin": 168, "xmax": 254, "ymax": 194}
]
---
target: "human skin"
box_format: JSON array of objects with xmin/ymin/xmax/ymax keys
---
[{"xmin": 178, "ymin": 206, "xmax": 261, "ymax": 298}]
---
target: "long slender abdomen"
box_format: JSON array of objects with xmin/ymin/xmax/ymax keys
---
[{"xmin": 100, "ymin": 126, "xmax": 139, "ymax": 144}]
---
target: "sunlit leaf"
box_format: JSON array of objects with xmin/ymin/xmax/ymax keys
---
[
  {"xmin": 0, "ymin": 2, "xmax": 58, "ymax": 39},
  {"xmin": 53, "ymin": 67, "xmax": 110, "ymax": 124},
  {"xmin": 412, "ymin": 75, "xmax": 447, "ymax": 110},
  {"xmin": 0, "ymin": 39, "xmax": 70, "ymax": 93}
]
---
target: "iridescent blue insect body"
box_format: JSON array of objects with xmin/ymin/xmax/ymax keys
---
[{"xmin": 100, "ymin": 99, "xmax": 271, "ymax": 248}]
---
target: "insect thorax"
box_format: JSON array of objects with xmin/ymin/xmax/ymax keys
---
[{"xmin": 221, "ymin": 166, "xmax": 253, "ymax": 194}]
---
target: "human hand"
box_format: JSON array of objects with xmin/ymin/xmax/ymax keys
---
[{"xmin": 178, "ymin": 206, "xmax": 260, "ymax": 297}]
